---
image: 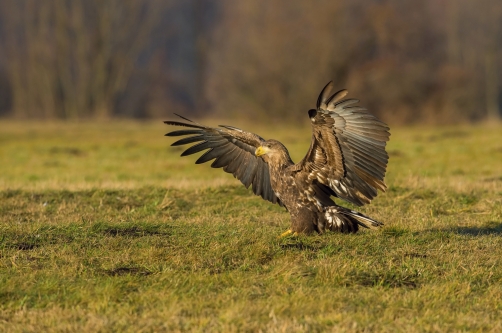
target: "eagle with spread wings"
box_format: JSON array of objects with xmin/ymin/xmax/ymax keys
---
[{"xmin": 165, "ymin": 81, "xmax": 390, "ymax": 235}]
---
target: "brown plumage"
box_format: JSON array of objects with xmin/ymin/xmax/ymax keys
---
[{"xmin": 164, "ymin": 81, "xmax": 390, "ymax": 234}]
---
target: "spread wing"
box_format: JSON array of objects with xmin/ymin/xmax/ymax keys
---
[
  {"xmin": 293, "ymin": 81, "xmax": 390, "ymax": 206},
  {"xmin": 164, "ymin": 115, "xmax": 282, "ymax": 205}
]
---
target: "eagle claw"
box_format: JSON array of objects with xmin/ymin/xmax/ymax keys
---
[{"xmin": 278, "ymin": 229, "xmax": 298, "ymax": 238}]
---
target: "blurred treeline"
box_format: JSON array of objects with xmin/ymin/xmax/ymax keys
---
[{"xmin": 0, "ymin": 0, "xmax": 500, "ymax": 124}]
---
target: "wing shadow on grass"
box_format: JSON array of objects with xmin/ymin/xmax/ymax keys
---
[
  {"xmin": 452, "ymin": 222, "xmax": 502, "ymax": 236},
  {"xmin": 101, "ymin": 266, "xmax": 153, "ymax": 277},
  {"xmin": 91, "ymin": 222, "xmax": 172, "ymax": 238},
  {"xmin": 425, "ymin": 221, "xmax": 502, "ymax": 236}
]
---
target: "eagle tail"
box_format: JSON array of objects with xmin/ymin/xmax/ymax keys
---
[{"xmin": 324, "ymin": 206, "xmax": 383, "ymax": 233}]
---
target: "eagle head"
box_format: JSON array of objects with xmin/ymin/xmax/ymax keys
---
[
  {"xmin": 254, "ymin": 145, "xmax": 270, "ymax": 157},
  {"xmin": 255, "ymin": 140, "xmax": 292, "ymax": 165}
]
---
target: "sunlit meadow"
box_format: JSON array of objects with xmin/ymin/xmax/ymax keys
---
[{"xmin": 1, "ymin": 120, "xmax": 501, "ymax": 332}]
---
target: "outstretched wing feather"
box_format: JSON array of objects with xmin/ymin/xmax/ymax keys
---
[
  {"xmin": 326, "ymin": 89, "xmax": 348, "ymax": 107},
  {"xmin": 196, "ymin": 147, "xmax": 228, "ymax": 164},
  {"xmin": 295, "ymin": 82, "xmax": 390, "ymax": 206},
  {"xmin": 211, "ymin": 146, "xmax": 238, "ymax": 168},
  {"xmin": 171, "ymin": 135, "xmax": 205, "ymax": 146},
  {"xmin": 239, "ymin": 154, "xmax": 258, "ymax": 188},
  {"xmin": 223, "ymin": 149, "xmax": 245, "ymax": 174},
  {"xmin": 165, "ymin": 129, "xmax": 202, "ymax": 137},
  {"xmin": 165, "ymin": 116, "xmax": 282, "ymax": 206},
  {"xmin": 180, "ymin": 139, "xmax": 227, "ymax": 156}
]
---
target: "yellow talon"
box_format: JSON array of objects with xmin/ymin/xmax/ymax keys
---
[
  {"xmin": 279, "ymin": 229, "xmax": 298, "ymax": 238},
  {"xmin": 279, "ymin": 229, "xmax": 292, "ymax": 238}
]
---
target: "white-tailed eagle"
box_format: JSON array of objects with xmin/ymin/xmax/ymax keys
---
[{"xmin": 165, "ymin": 81, "xmax": 390, "ymax": 235}]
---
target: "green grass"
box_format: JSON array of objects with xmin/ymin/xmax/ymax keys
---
[{"xmin": 1, "ymin": 120, "xmax": 502, "ymax": 332}]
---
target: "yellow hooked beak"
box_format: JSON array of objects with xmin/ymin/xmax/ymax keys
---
[{"xmin": 255, "ymin": 146, "xmax": 269, "ymax": 157}]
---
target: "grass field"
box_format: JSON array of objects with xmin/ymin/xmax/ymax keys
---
[{"xmin": 1, "ymin": 120, "xmax": 502, "ymax": 332}]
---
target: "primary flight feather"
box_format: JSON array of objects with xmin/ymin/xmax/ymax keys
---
[{"xmin": 165, "ymin": 81, "xmax": 390, "ymax": 234}]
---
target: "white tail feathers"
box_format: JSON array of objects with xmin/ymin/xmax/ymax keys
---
[{"xmin": 324, "ymin": 206, "xmax": 383, "ymax": 233}]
